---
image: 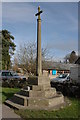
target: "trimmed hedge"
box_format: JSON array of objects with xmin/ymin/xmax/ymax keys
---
[
  {"xmin": 2, "ymin": 79, "xmax": 28, "ymax": 88},
  {"xmin": 51, "ymin": 82, "xmax": 80, "ymax": 98}
]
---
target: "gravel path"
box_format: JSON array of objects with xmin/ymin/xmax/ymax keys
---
[{"xmin": 2, "ymin": 104, "xmax": 21, "ymax": 119}]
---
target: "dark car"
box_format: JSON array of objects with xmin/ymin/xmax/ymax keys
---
[{"xmin": 0, "ymin": 70, "xmax": 26, "ymax": 82}]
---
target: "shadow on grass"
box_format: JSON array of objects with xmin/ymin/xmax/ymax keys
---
[
  {"xmin": 2, "ymin": 91, "xmax": 15, "ymax": 99},
  {"xmin": 2, "ymin": 91, "xmax": 16, "ymax": 103},
  {"xmin": 2, "ymin": 88, "xmax": 20, "ymax": 103}
]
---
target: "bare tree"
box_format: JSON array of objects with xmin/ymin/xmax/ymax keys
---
[
  {"xmin": 64, "ymin": 54, "xmax": 70, "ymax": 63},
  {"xmin": 15, "ymin": 42, "xmax": 53, "ymax": 75}
]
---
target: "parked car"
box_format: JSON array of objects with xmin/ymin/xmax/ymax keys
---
[
  {"xmin": 0, "ymin": 70, "xmax": 27, "ymax": 82},
  {"xmin": 50, "ymin": 73, "xmax": 70, "ymax": 84}
]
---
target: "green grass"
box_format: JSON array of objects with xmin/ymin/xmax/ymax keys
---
[
  {"xmin": 15, "ymin": 97, "xmax": 80, "ymax": 118},
  {"xmin": 2, "ymin": 87, "xmax": 20, "ymax": 103},
  {"xmin": 0, "ymin": 87, "xmax": 2, "ymax": 103},
  {"xmin": 1, "ymin": 87, "xmax": 80, "ymax": 118}
]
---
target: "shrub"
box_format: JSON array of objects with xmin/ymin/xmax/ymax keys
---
[{"xmin": 2, "ymin": 79, "xmax": 28, "ymax": 88}]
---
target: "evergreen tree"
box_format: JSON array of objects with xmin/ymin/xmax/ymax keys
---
[
  {"xmin": 69, "ymin": 51, "xmax": 77, "ymax": 63},
  {"xmin": 64, "ymin": 51, "xmax": 78, "ymax": 64},
  {"xmin": 1, "ymin": 30, "xmax": 16, "ymax": 70}
]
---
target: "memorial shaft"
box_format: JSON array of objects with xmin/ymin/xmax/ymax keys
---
[{"xmin": 36, "ymin": 6, "xmax": 43, "ymax": 76}]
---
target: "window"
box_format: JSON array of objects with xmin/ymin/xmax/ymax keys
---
[
  {"xmin": 2, "ymin": 72, "xmax": 12, "ymax": 76},
  {"xmin": 57, "ymin": 74, "xmax": 67, "ymax": 78},
  {"xmin": 52, "ymin": 70, "xmax": 56, "ymax": 75}
]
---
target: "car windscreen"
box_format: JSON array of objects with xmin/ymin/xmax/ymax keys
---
[
  {"xmin": 11, "ymin": 72, "xmax": 19, "ymax": 76},
  {"xmin": 0, "ymin": 72, "xmax": 1, "ymax": 76},
  {"xmin": 57, "ymin": 74, "xmax": 67, "ymax": 78}
]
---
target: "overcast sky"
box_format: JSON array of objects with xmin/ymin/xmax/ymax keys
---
[{"xmin": 2, "ymin": 2, "xmax": 78, "ymax": 61}]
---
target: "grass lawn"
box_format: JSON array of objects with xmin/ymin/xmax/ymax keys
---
[
  {"xmin": 2, "ymin": 87, "xmax": 20, "ymax": 103},
  {"xmin": 1, "ymin": 87, "xmax": 80, "ymax": 118},
  {"xmin": 15, "ymin": 97, "xmax": 80, "ymax": 118}
]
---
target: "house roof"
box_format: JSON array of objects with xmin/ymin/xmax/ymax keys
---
[
  {"xmin": 42, "ymin": 61, "xmax": 77, "ymax": 70},
  {"xmin": 75, "ymin": 57, "xmax": 80, "ymax": 64}
]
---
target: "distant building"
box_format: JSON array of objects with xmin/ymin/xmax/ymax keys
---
[
  {"xmin": 75, "ymin": 57, "xmax": 80, "ymax": 65},
  {"xmin": 70, "ymin": 57, "xmax": 80, "ymax": 83},
  {"xmin": 0, "ymin": 61, "xmax": 2, "ymax": 70},
  {"xmin": 43, "ymin": 62, "xmax": 75, "ymax": 79}
]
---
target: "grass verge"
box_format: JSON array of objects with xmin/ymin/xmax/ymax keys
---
[
  {"xmin": 15, "ymin": 97, "xmax": 80, "ymax": 118},
  {"xmin": 1, "ymin": 87, "xmax": 80, "ymax": 118},
  {"xmin": 2, "ymin": 87, "xmax": 20, "ymax": 103}
]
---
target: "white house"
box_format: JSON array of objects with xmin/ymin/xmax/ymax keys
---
[{"xmin": 70, "ymin": 57, "xmax": 80, "ymax": 84}]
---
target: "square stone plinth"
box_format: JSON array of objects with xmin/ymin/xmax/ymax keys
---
[
  {"xmin": 28, "ymin": 76, "xmax": 50, "ymax": 86},
  {"xmin": 20, "ymin": 87, "xmax": 56, "ymax": 98}
]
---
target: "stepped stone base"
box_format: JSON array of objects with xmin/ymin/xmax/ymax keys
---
[
  {"xmin": 5, "ymin": 93, "xmax": 64, "ymax": 110},
  {"xmin": 5, "ymin": 76, "xmax": 65, "ymax": 110}
]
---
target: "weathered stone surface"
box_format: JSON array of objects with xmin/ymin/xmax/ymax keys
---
[
  {"xmin": 19, "ymin": 89, "xmax": 29, "ymax": 97},
  {"xmin": 17, "ymin": 87, "xmax": 56, "ymax": 98},
  {"xmin": 36, "ymin": 6, "xmax": 42, "ymax": 77},
  {"xmin": 49, "ymin": 94, "xmax": 64, "ymax": 107},
  {"xmin": 30, "ymin": 84, "xmax": 54, "ymax": 91},
  {"xmin": 5, "ymin": 100, "xmax": 27, "ymax": 109},
  {"xmin": 5, "ymin": 92, "xmax": 64, "ymax": 110},
  {"xmin": 10, "ymin": 94, "xmax": 27, "ymax": 106},
  {"xmin": 44, "ymin": 88, "xmax": 56, "ymax": 98},
  {"xmin": 28, "ymin": 98, "xmax": 49, "ymax": 107},
  {"xmin": 28, "ymin": 76, "xmax": 50, "ymax": 85}
]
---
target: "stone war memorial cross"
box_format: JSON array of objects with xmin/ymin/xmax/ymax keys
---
[
  {"xmin": 5, "ymin": 6, "xmax": 65, "ymax": 110},
  {"xmin": 28, "ymin": 6, "xmax": 51, "ymax": 85},
  {"xmin": 35, "ymin": 6, "xmax": 43, "ymax": 77}
]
